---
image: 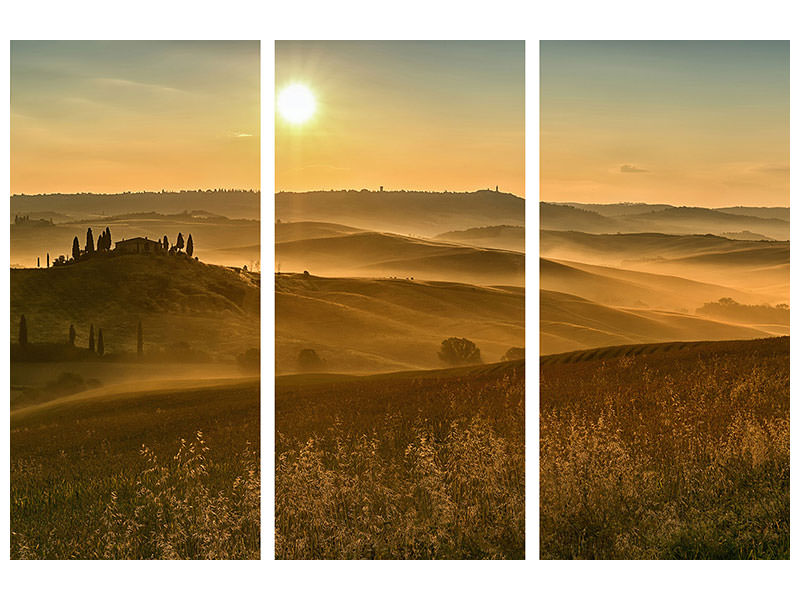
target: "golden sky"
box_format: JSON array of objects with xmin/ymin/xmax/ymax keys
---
[
  {"xmin": 11, "ymin": 41, "xmax": 260, "ymax": 194},
  {"xmin": 276, "ymin": 41, "xmax": 525, "ymax": 197},
  {"xmin": 541, "ymin": 41, "xmax": 789, "ymax": 207}
]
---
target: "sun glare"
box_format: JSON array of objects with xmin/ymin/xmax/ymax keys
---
[{"xmin": 278, "ymin": 84, "xmax": 316, "ymax": 124}]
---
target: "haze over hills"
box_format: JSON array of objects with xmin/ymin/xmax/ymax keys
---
[
  {"xmin": 276, "ymin": 190, "xmax": 525, "ymax": 238},
  {"xmin": 541, "ymin": 229, "xmax": 788, "ymax": 305},
  {"xmin": 540, "ymin": 289, "xmax": 772, "ymax": 355},
  {"xmin": 435, "ymin": 225, "xmax": 525, "ymax": 252},
  {"xmin": 276, "ymin": 273, "xmax": 524, "ymax": 374},
  {"xmin": 277, "ymin": 228, "xmax": 524, "ymax": 286},
  {"xmin": 541, "ymin": 202, "xmax": 789, "ymax": 240},
  {"xmin": 540, "ymin": 257, "xmax": 757, "ymax": 310},
  {"xmin": 11, "ymin": 190, "xmax": 260, "ymax": 221},
  {"xmin": 540, "ymin": 201, "xmax": 789, "ymax": 355}
]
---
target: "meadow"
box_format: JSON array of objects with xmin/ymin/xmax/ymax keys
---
[
  {"xmin": 11, "ymin": 380, "xmax": 260, "ymax": 559},
  {"xmin": 540, "ymin": 337, "xmax": 789, "ymax": 559},
  {"xmin": 276, "ymin": 361, "xmax": 525, "ymax": 559}
]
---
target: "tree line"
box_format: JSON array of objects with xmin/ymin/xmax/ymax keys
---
[{"xmin": 18, "ymin": 315, "xmax": 146, "ymax": 358}]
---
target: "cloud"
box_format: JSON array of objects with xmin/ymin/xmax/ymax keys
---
[
  {"xmin": 620, "ymin": 164, "xmax": 649, "ymax": 173},
  {"xmin": 750, "ymin": 164, "xmax": 789, "ymax": 174},
  {"xmin": 233, "ymin": 132, "xmax": 253, "ymax": 138}
]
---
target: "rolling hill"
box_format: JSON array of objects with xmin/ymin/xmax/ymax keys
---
[
  {"xmin": 540, "ymin": 289, "xmax": 771, "ymax": 355},
  {"xmin": 540, "ymin": 257, "xmax": 756, "ymax": 310},
  {"xmin": 277, "ymin": 230, "xmax": 524, "ymax": 286},
  {"xmin": 435, "ymin": 225, "xmax": 525, "ymax": 252},
  {"xmin": 541, "ymin": 202, "xmax": 789, "ymax": 240},
  {"xmin": 10, "ymin": 253, "xmax": 260, "ymax": 360},
  {"xmin": 276, "ymin": 273, "xmax": 524, "ymax": 374}
]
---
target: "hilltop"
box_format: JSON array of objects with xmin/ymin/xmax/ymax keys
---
[{"xmin": 11, "ymin": 253, "xmax": 259, "ymax": 360}]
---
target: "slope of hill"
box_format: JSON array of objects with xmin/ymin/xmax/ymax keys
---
[
  {"xmin": 277, "ymin": 231, "xmax": 524, "ymax": 286},
  {"xmin": 276, "ymin": 190, "xmax": 525, "ymax": 237},
  {"xmin": 541, "ymin": 229, "xmax": 787, "ymax": 263},
  {"xmin": 540, "ymin": 203, "xmax": 620, "ymax": 233},
  {"xmin": 11, "ymin": 254, "xmax": 260, "ymax": 359},
  {"xmin": 275, "ymin": 221, "xmax": 364, "ymax": 243},
  {"xmin": 540, "ymin": 289, "xmax": 770, "ymax": 355},
  {"xmin": 276, "ymin": 273, "xmax": 524, "ymax": 374},
  {"xmin": 434, "ymin": 225, "xmax": 525, "ymax": 252},
  {"xmin": 540, "ymin": 257, "xmax": 755, "ymax": 310}
]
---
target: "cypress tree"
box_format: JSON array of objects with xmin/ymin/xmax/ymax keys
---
[
  {"xmin": 19, "ymin": 315, "xmax": 28, "ymax": 347},
  {"xmin": 86, "ymin": 227, "xmax": 95, "ymax": 253},
  {"xmin": 89, "ymin": 324, "xmax": 95, "ymax": 352},
  {"xmin": 72, "ymin": 236, "xmax": 80, "ymax": 260},
  {"xmin": 187, "ymin": 234, "xmax": 194, "ymax": 257},
  {"xmin": 163, "ymin": 235, "xmax": 169, "ymax": 250},
  {"xmin": 37, "ymin": 257, "xmax": 40, "ymax": 267},
  {"xmin": 47, "ymin": 253, "xmax": 50, "ymax": 268},
  {"xmin": 69, "ymin": 323, "xmax": 76, "ymax": 346},
  {"xmin": 97, "ymin": 329, "xmax": 104, "ymax": 356},
  {"xmin": 105, "ymin": 227, "xmax": 112, "ymax": 250},
  {"xmin": 177, "ymin": 232, "xmax": 185, "ymax": 251},
  {"xmin": 137, "ymin": 320, "xmax": 143, "ymax": 357}
]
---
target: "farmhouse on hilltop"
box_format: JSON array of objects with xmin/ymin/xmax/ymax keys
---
[{"xmin": 114, "ymin": 237, "xmax": 166, "ymax": 255}]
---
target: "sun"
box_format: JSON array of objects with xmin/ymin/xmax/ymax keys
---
[{"xmin": 278, "ymin": 83, "xmax": 316, "ymax": 124}]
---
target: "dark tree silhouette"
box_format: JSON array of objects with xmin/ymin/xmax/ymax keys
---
[
  {"xmin": 163, "ymin": 235, "xmax": 169, "ymax": 250},
  {"xmin": 86, "ymin": 228, "xmax": 95, "ymax": 253},
  {"xmin": 47, "ymin": 253, "xmax": 50, "ymax": 268},
  {"xmin": 105, "ymin": 227, "xmax": 112, "ymax": 249},
  {"xmin": 298, "ymin": 348, "xmax": 324, "ymax": 371},
  {"xmin": 438, "ymin": 337, "xmax": 482, "ymax": 366},
  {"xmin": 177, "ymin": 232, "xmax": 185, "ymax": 251},
  {"xmin": 69, "ymin": 324, "xmax": 76, "ymax": 346},
  {"xmin": 89, "ymin": 324, "xmax": 95, "ymax": 352},
  {"xmin": 19, "ymin": 315, "xmax": 28, "ymax": 347},
  {"xmin": 137, "ymin": 320, "xmax": 143, "ymax": 357},
  {"xmin": 501, "ymin": 347, "xmax": 525, "ymax": 361},
  {"xmin": 37, "ymin": 257, "xmax": 40, "ymax": 268},
  {"xmin": 186, "ymin": 234, "xmax": 194, "ymax": 257},
  {"xmin": 97, "ymin": 329, "xmax": 104, "ymax": 356},
  {"xmin": 72, "ymin": 236, "xmax": 80, "ymax": 260}
]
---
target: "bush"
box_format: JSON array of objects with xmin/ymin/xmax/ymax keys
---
[
  {"xmin": 297, "ymin": 348, "xmax": 324, "ymax": 372},
  {"xmin": 501, "ymin": 347, "xmax": 525, "ymax": 361}
]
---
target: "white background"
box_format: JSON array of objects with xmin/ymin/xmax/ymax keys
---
[{"xmin": 1, "ymin": 1, "xmax": 797, "ymax": 598}]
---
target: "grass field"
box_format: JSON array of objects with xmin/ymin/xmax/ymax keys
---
[
  {"xmin": 11, "ymin": 379, "xmax": 260, "ymax": 559},
  {"xmin": 540, "ymin": 337, "xmax": 789, "ymax": 559},
  {"xmin": 276, "ymin": 360, "xmax": 525, "ymax": 559}
]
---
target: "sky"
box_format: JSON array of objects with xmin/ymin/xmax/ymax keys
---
[
  {"xmin": 275, "ymin": 41, "xmax": 525, "ymax": 197},
  {"xmin": 541, "ymin": 41, "xmax": 789, "ymax": 207},
  {"xmin": 11, "ymin": 41, "xmax": 260, "ymax": 194}
]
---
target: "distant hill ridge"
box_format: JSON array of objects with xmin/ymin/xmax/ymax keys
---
[
  {"xmin": 277, "ymin": 190, "xmax": 525, "ymax": 237},
  {"xmin": 541, "ymin": 202, "xmax": 789, "ymax": 240}
]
